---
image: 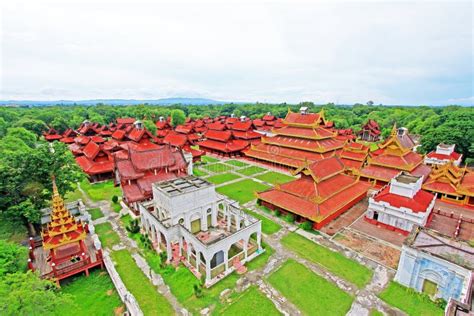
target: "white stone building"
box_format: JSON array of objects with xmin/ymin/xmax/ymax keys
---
[
  {"xmin": 425, "ymin": 144, "xmax": 463, "ymax": 166},
  {"xmin": 139, "ymin": 176, "xmax": 263, "ymax": 286},
  {"xmin": 365, "ymin": 172, "xmax": 436, "ymax": 234},
  {"xmin": 395, "ymin": 227, "xmax": 473, "ymax": 309}
]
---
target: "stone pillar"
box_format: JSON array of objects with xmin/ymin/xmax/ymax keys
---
[
  {"xmin": 211, "ymin": 205, "xmax": 218, "ymax": 227},
  {"xmin": 243, "ymin": 239, "xmax": 248, "ymax": 260},
  {"xmin": 196, "ymin": 251, "xmax": 201, "ymax": 270},
  {"xmin": 224, "ymin": 249, "xmax": 229, "ymax": 271},
  {"xmin": 227, "ymin": 213, "xmax": 232, "ymax": 231},
  {"xmin": 178, "ymin": 238, "xmax": 183, "ymax": 257},
  {"xmin": 205, "ymin": 255, "xmax": 212, "ymax": 283},
  {"xmin": 235, "ymin": 215, "xmax": 241, "ymax": 230},
  {"xmin": 257, "ymin": 232, "xmax": 262, "ymax": 251},
  {"xmin": 166, "ymin": 239, "xmax": 172, "ymax": 262},
  {"xmin": 201, "ymin": 211, "xmax": 208, "ymax": 232},
  {"xmin": 186, "ymin": 241, "xmax": 191, "ymax": 262}
]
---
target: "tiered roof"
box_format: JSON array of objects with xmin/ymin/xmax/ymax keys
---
[
  {"xmin": 355, "ymin": 125, "xmax": 430, "ymax": 183},
  {"xmin": 338, "ymin": 142, "xmax": 369, "ymax": 170},
  {"xmin": 197, "ymin": 125, "xmax": 250, "ymax": 154},
  {"xmin": 115, "ymin": 145, "xmax": 188, "ymax": 203},
  {"xmin": 41, "ymin": 179, "xmax": 86, "ymax": 251},
  {"xmin": 245, "ymin": 109, "xmax": 345, "ymax": 168},
  {"xmin": 43, "ymin": 128, "xmax": 63, "ymax": 141},
  {"xmin": 358, "ymin": 119, "xmax": 381, "ymax": 141},
  {"xmin": 257, "ymin": 157, "xmax": 371, "ymax": 227},
  {"xmin": 423, "ymin": 162, "xmax": 474, "ymax": 198},
  {"xmin": 75, "ymin": 141, "xmax": 115, "ymax": 176}
]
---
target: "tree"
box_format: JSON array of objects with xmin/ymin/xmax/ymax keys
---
[
  {"xmin": 5, "ymin": 128, "xmax": 37, "ymax": 148},
  {"xmin": 143, "ymin": 120, "xmax": 157, "ymax": 135},
  {"xmin": 14, "ymin": 118, "xmax": 48, "ymax": 136},
  {"xmin": 51, "ymin": 117, "xmax": 69, "ymax": 133},
  {"xmin": 0, "ymin": 271, "xmax": 73, "ymax": 315},
  {"xmin": 170, "ymin": 109, "xmax": 186, "ymax": 127},
  {"xmin": 0, "ymin": 241, "xmax": 28, "ymax": 276}
]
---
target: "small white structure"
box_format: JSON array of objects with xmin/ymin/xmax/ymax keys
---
[
  {"xmin": 425, "ymin": 144, "xmax": 463, "ymax": 166},
  {"xmin": 395, "ymin": 226, "xmax": 473, "ymax": 306},
  {"xmin": 139, "ymin": 176, "xmax": 263, "ymax": 286},
  {"xmin": 365, "ymin": 172, "xmax": 436, "ymax": 234}
]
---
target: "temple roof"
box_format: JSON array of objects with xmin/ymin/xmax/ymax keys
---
[
  {"xmin": 373, "ymin": 186, "xmax": 435, "ymax": 213},
  {"xmin": 283, "ymin": 109, "xmax": 325, "ymax": 127}
]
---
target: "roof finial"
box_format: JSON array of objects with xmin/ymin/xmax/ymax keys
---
[
  {"xmin": 390, "ymin": 123, "xmax": 397, "ymax": 136},
  {"xmin": 51, "ymin": 175, "xmax": 59, "ymax": 197}
]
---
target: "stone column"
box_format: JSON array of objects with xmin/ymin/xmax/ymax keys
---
[
  {"xmin": 196, "ymin": 251, "xmax": 201, "ymax": 270},
  {"xmin": 235, "ymin": 215, "xmax": 241, "ymax": 230},
  {"xmin": 178, "ymin": 238, "xmax": 183, "ymax": 257},
  {"xmin": 224, "ymin": 249, "xmax": 229, "ymax": 271},
  {"xmin": 205, "ymin": 255, "xmax": 212, "ymax": 283},
  {"xmin": 257, "ymin": 231, "xmax": 262, "ymax": 251},
  {"xmin": 243, "ymin": 239, "xmax": 248, "ymax": 260},
  {"xmin": 166, "ymin": 237, "xmax": 172, "ymax": 261}
]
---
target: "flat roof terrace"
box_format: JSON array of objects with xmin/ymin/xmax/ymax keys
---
[{"xmin": 153, "ymin": 175, "xmax": 212, "ymax": 196}]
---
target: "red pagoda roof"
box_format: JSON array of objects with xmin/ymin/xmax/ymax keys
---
[
  {"xmin": 112, "ymin": 129, "xmax": 127, "ymax": 140},
  {"xmin": 284, "ymin": 111, "xmax": 322, "ymax": 126},
  {"xmin": 198, "ymin": 139, "xmax": 249, "ymax": 153},
  {"xmin": 205, "ymin": 130, "xmax": 232, "ymax": 142},
  {"xmin": 207, "ymin": 122, "xmax": 226, "ymax": 131},
  {"xmin": 231, "ymin": 120, "xmax": 253, "ymax": 131},
  {"xmin": 83, "ymin": 141, "xmax": 101, "ymax": 160},
  {"xmin": 116, "ymin": 118, "xmax": 136, "ymax": 125},
  {"xmin": 426, "ymin": 151, "xmax": 462, "ymax": 161},
  {"xmin": 273, "ymin": 126, "xmax": 335, "ymax": 139},
  {"xmin": 163, "ymin": 132, "xmax": 188, "ymax": 148}
]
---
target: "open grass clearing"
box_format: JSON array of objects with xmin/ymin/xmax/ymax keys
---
[
  {"xmin": 268, "ymin": 259, "xmax": 353, "ymax": 315},
  {"xmin": 216, "ymin": 179, "xmax": 270, "ymax": 204},
  {"xmin": 378, "ymin": 281, "xmax": 444, "ymax": 316},
  {"xmin": 202, "ymin": 163, "xmax": 234, "ymax": 174},
  {"xmin": 56, "ymin": 269, "xmax": 122, "ymax": 316},
  {"xmin": 255, "ymin": 171, "xmax": 295, "ymax": 185},
  {"xmin": 201, "ymin": 156, "xmax": 220, "ymax": 163},
  {"xmin": 80, "ymin": 179, "xmax": 122, "ymax": 202},
  {"xmin": 64, "ymin": 183, "xmax": 84, "ymax": 203},
  {"xmin": 236, "ymin": 165, "xmax": 266, "ymax": 176},
  {"xmin": 111, "ymin": 250, "xmax": 174, "ymax": 316},
  {"xmin": 224, "ymin": 160, "xmax": 248, "ymax": 167},
  {"xmin": 193, "ymin": 168, "xmax": 208, "ymax": 177},
  {"xmin": 219, "ymin": 286, "xmax": 281, "ymax": 316},
  {"xmin": 206, "ymin": 173, "xmax": 241, "ymax": 185},
  {"xmin": 88, "ymin": 208, "xmax": 103, "ymax": 220},
  {"xmin": 281, "ymin": 233, "xmax": 373, "ymax": 288},
  {"xmin": 245, "ymin": 209, "xmax": 281, "ymax": 235},
  {"xmin": 94, "ymin": 222, "xmax": 120, "ymax": 249}
]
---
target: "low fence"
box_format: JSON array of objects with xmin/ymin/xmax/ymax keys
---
[
  {"xmin": 103, "ymin": 251, "xmax": 143, "ymax": 316},
  {"xmin": 434, "ymin": 209, "xmax": 474, "ymax": 224}
]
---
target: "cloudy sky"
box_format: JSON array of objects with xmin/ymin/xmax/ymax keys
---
[{"xmin": 1, "ymin": 0, "xmax": 472, "ymax": 105}]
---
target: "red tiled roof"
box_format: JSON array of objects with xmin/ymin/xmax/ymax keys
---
[
  {"xmin": 74, "ymin": 136, "xmax": 90, "ymax": 145},
  {"xmin": 116, "ymin": 118, "xmax": 136, "ymax": 125},
  {"xmin": 374, "ymin": 186, "xmax": 434, "ymax": 213},
  {"xmin": 63, "ymin": 128, "xmax": 78, "ymax": 138},
  {"xmin": 340, "ymin": 158, "xmax": 364, "ymax": 170},
  {"xmin": 273, "ymin": 126, "xmax": 334, "ymax": 139},
  {"xmin": 252, "ymin": 119, "xmax": 265, "ymax": 127},
  {"xmin": 284, "ymin": 112, "xmax": 321, "ymax": 125},
  {"xmin": 164, "ymin": 132, "xmax": 188, "ymax": 148},
  {"xmin": 304, "ymin": 157, "xmax": 345, "ymax": 181},
  {"xmin": 122, "ymin": 183, "xmax": 145, "ymax": 202},
  {"xmin": 82, "ymin": 141, "xmax": 101, "ymax": 160},
  {"xmin": 45, "ymin": 134, "xmax": 63, "ymax": 141},
  {"xmin": 112, "ymin": 129, "xmax": 127, "ymax": 140},
  {"xmin": 198, "ymin": 139, "xmax": 249, "ymax": 153},
  {"xmin": 359, "ymin": 165, "xmax": 400, "ymax": 182},
  {"xmin": 207, "ymin": 122, "xmax": 226, "ymax": 131},
  {"xmin": 426, "ymin": 151, "xmax": 462, "ymax": 161},
  {"xmin": 263, "ymin": 135, "xmax": 345, "ymax": 152},
  {"xmin": 262, "ymin": 114, "xmax": 275, "ymax": 121},
  {"xmin": 232, "ymin": 130, "xmax": 261, "ymax": 140},
  {"xmin": 76, "ymin": 155, "xmax": 114, "ymax": 175},
  {"xmin": 60, "ymin": 137, "xmax": 75, "ymax": 144},
  {"xmin": 205, "ymin": 130, "xmax": 232, "ymax": 142},
  {"xmin": 231, "ymin": 121, "xmax": 253, "ymax": 131},
  {"xmin": 175, "ymin": 125, "xmax": 193, "ymax": 134},
  {"xmin": 90, "ymin": 135, "xmax": 105, "ymax": 143}
]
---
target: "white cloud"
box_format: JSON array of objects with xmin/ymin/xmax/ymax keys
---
[{"xmin": 0, "ymin": 0, "xmax": 472, "ymax": 105}]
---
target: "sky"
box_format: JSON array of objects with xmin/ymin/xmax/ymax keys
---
[{"xmin": 0, "ymin": 0, "xmax": 472, "ymax": 105}]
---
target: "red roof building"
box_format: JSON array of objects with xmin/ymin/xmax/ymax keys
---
[
  {"xmin": 354, "ymin": 125, "xmax": 431, "ymax": 187},
  {"xmin": 230, "ymin": 118, "xmax": 261, "ymax": 143},
  {"xmin": 338, "ymin": 142, "xmax": 370, "ymax": 171},
  {"xmin": 75, "ymin": 141, "xmax": 115, "ymax": 182},
  {"xmin": 422, "ymin": 163, "xmax": 474, "ymax": 207},
  {"xmin": 114, "ymin": 144, "xmax": 189, "ymax": 212},
  {"xmin": 43, "ymin": 128, "xmax": 63, "ymax": 142},
  {"xmin": 116, "ymin": 117, "xmax": 136, "ymax": 125},
  {"xmin": 244, "ymin": 108, "xmax": 346, "ymax": 169},
  {"xmin": 163, "ymin": 131, "xmax": 205, "ymax": 162},
  {"xmin": 358, "ymin": 119, "xmax": 381, "ymax": 142},
  {"xmin": 257, "ymin": 156, "xmax": 371, "ymax": 229},
  {"xmin": 197, "ymin": 129, "xmax": 249, "ymax": 156},
  {"xmin": 77, "ymin": 121, "xmax": 99, "ymax": 136},
  {"xmin": 365, "ymin": 172, "xmax": 436, "ymax": 235},
  {"xmin": 425, "ymin": 144, "xmax": 463, "ymax": 167}
]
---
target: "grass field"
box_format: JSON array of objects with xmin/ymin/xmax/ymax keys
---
[
  {"xmin": 202, "ymin": 163, "xmax": 234, "ymax": 173},
  {"xmin": 224, "ymin": 160, "xmax": 248, "ymax": 167},
  {"xmin": 268, "ymin": 259, "xmax": 353, "ymax": 315},
  {"xmin": 220, "ymin": 286, "xmax": 281, "ymax": 316},
  {"xmin": 206, "ymin": 173, "xmax": 242, "ymax": 185},
  {"xmin": 378, "ymin": 282, "xmax": 444, "ymax": 316},
  {"xmin": 64, "ymin": 183, "xmax": 84, "ymax": 203},
  {"xmin": 80, "ymin": 180, "xmax": 122, "ymax": 202},
  {"xmin": 201, "ymin": 156, "xmax": 220, "ymax": 163},
  {"xmin": 88, "ymin": 207, "xmax": 103, "ymax": 220},
  {"xmin": 193, "ymin": 168, "xmax": 208, "ymax": 177},
  {"xmin": 216, "ymin": 179, "xmax": 270, "ymax": 204},
  {"xmin": 281, "ymin": 233, "xmax": 373, "ymax": 288},
  {"xmin": 111, "ymin": 250, "xmax": 174, "ymax": 316},
  {"xmin": 245, "ymin": 209, "xmax": 281, "ymax": 235},
  {"xmin": 56, "ymin": 269, "xmax": 122, "ymax": 315},
  {"xmin": 255, "ymin": 171, "xmax": 295, "ymax": 185},
  {"xmin": 236, "ymin": 165, "xmax": 266, "ymax": 176},
  {"xmin": 111, "ymin": 202, "xmax": 122, "ymax": 213},
  {"xmin": 94, "ymin": 222, "xmax": 121, "ymax": 249}
]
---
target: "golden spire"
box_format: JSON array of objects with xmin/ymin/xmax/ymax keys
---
[{"xmin": 390, "ymin": 123, "xmax": 397, "ymax": 136}]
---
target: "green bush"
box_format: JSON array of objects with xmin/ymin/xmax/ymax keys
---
[
  {"xmin": 112, "ymin": 195, "xmax": 119, "ymax": 204},
  {"xmin": 435, "ymin": 298, "xmax": 447, "ymax": 309},
  {"xmin": 126, "ymin": 219, "xmax": 140, "ymax": 234},
  {"xmin": 273, "ymin": 210, "xmax": 281, "ymax": 217},
  {"xmin": 299, "ymin": 221, "xmax": 313, "ymax": 231},
  {"xmin": 284, "ymin": 214, "xmax": 295, "ymax": 223}
]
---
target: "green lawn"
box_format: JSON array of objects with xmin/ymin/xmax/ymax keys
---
[
  {"xmin": 193, "ymin": 168, "xmax": 208, "ymax": 177},
  {"xmin": 56, "ymin": 269, "xmax": 122, "ymax": 316},
  {"xmin": 111, "ymin": 250, "xmax": 174, "ymax": 316},
  {"xmin": 120, "ymin": 214, "xmax": 133, "ymax": 228},
  {"xmin": 268, "ymin": 259, "xmax": 353, "ymax": 315},
  {"xmin": 64, "ymin": 183, "xmax": 84, "ymax": 203},
  {"xmin": 281, "ymin": 233, "xmax": 373, "ymax": 288},
  {"xmin": 245, "ymin": 209, "xmax": 281, "ymax": 235},
  {"xmin": 370, "ymin": 310, "xmax": 384, "ymax": 316},
  {"xmin": 111, "ymin": 202, "xmax": 122, "ymax": 213},
  {"xmin": 379, "ymin": 282, "xmax": 444, "ymax": 316},
  {"xmin": 202, "ymin": 163, "xmax": 234, "ymax": 173},
  {"xmin": 220, "ymin": 286, "xmax": 281, "ymax": 316},
  {"xmin": 80, "ymin": 179, "xmax": 122, "ymax": 202},
  {"xmin": 202, "ymin": 156, "xmax": 220, "ymax": 163},
  {"xmin": 88, "ymin": 208, "xmax": 104, "ymax": 220},
  {"xmin": 224, "ymin": 160, "xmax": 248, "ymax": 167},
  {"xmin": 206, "ymin": 173, "xmax": 241, "ymax": 185},
  {"xmin": 255, "ymin": 171, "xmax": 295, "ymax": 185},
  {"xmin": 217, "ymin": 179, "xmax": 270, "ymax": 204},
  {"xmin": 236, "ymin": 165, "xmax": 266, "ymax": 176},
  {"xmin": 94, "ymin": 222, "xmax": 120, "ymax": 249}
]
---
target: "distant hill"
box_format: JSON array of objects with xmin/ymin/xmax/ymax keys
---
[{"xmin": 0, "ymin": 98, "xmax": 228, "ymax": 106}]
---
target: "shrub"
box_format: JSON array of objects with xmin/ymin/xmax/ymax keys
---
[
  {"xmin": 299, "ymin": 221, "xmax": 313, "ymax": 231},
  {"xmin": 126, "ymin": 219, "xmax": 140, "ymax": 234},
  {"xmin": 273, "ymin": 210, "xmax": 281, "ymax": 217},
  {"xmin": 159, "ymin": 252, "xmax": 168, "ymax": 268},
  {"xmin": 193, "ymin": 284, "xmax": 203, "ymax": 298},
  {"xmin": 112, "ymin": 195, "xmax": 119, "ymax": 204},
  {"xmin": 284, "ymin": 214, "xmax": 295, "ymax": 223},
  {"xmin": 140, "ymin": 234, "xmax": 152, "ymax": 250},
  {"xmin": 435, "ymin": 298, "xmax": 447, "ymax": 309}
]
